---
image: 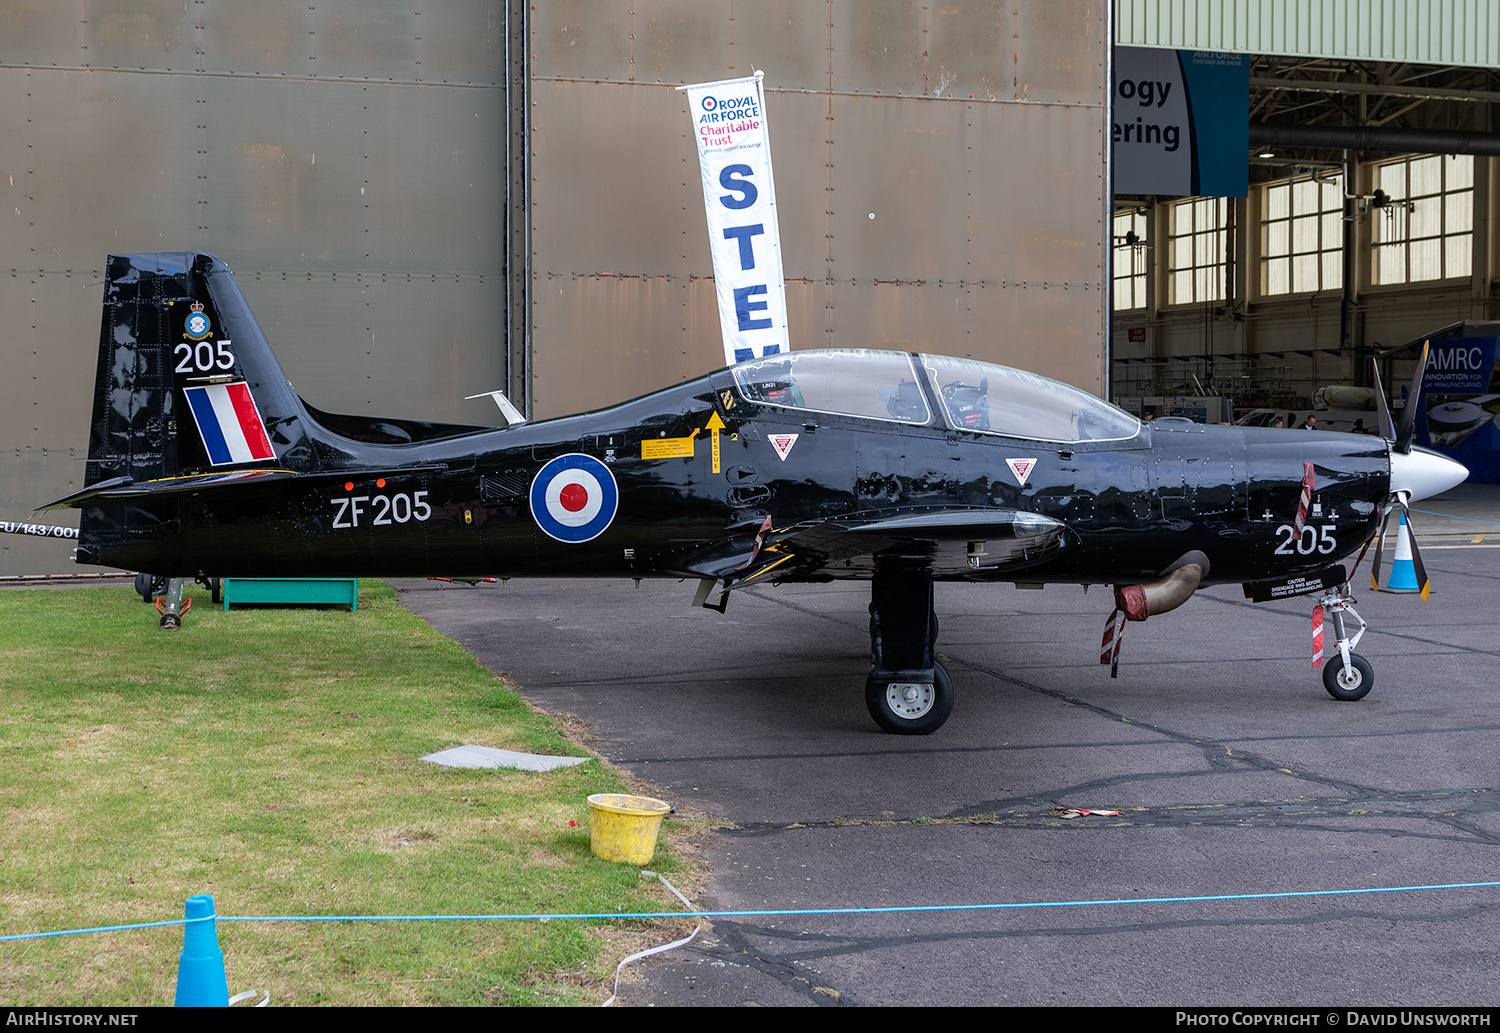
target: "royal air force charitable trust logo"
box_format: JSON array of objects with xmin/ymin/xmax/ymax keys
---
[
  {"xmin": 699, "ymin": 92, "xmax": 760, "ymax": 121},
  {"xmin": 185, "ymin": 302, "xmax": 212, "ymax": 341},
  {"xmin": 529, "ymin": 454, "xmax": 620, "ymax": 543}
]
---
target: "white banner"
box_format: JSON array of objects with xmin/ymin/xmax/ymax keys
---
[
  {"xmin": 679, "ymin": 72, "xmax": 790, "ymax": 365},
  {"xmin": 1113, "ymin": 47, "xmax": 1248, "ymax": 198}
]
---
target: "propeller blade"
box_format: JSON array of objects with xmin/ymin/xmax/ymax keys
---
[
  {"xmin": 1371, "ymin": 357, "xmax": 1397, "ymax": 441},
  {"xmin": 1398, "ymin": 499, "xmax": 1432, "ymax": 600},
  {"xmin": 1393, "ymin": 340, "xmax": 1430, "ymax": 455}
]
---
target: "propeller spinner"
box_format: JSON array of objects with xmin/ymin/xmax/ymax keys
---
[{"xmin": 1389, "ymin": 447, "xmax": 1469, "ymax": 503}]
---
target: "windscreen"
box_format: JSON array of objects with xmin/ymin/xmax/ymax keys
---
[
  {"xmin": 921, "ymin": 354, "xmax": 1140, "ymax": 443},
  {"xmin": 733, "ymin": 351, "xmax": 932, "ymax": 425}
]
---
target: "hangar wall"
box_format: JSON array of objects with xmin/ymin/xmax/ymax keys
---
[
  {"xmin": 1116, "ymin": 0, "xmax": 1500, "ymax": 68},
  {"xmin": 1, "ymin": 0, "xmax": 1111, "ymax": 577},
  {"xmin": 0, "ymin": 0, "xmax": 509, "ymax": 576},
  {"xmin": 525, "ymin": 1, "xmax": 1111, "ymax": 419},
  {"xmin": 1110, "ymin": 0, "xmax": 1500, "ymax": 411}
]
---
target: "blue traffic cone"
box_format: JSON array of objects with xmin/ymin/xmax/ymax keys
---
[
  {"xmin": 174, "ymin": 895, "xmax": 229, "ymax": 1007},
  {"xmin": 1385, "ymin": 512, "xmax": 1420, "ymax": 593}
]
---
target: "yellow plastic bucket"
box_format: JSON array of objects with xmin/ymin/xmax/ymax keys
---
[{"xmin": 586, "ymin": 793, "xmax": 672, "ymax": 865}]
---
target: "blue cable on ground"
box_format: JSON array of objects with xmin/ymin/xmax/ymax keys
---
[
  {"xmin": 1410, "ymin": 508, "xmax": 1500, "ymax": 526},
  {"xmin": 5, "ymin": 879, "xmax": 1500, "ymax": 943}
]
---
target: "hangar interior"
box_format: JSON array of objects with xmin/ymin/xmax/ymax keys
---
[{"xmin": 1111, "ymin": 54, "xmax": 1500, "ymax": 418}]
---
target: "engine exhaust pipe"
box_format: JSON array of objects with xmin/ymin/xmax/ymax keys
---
[{"xmin": 1114, "ymin": 551, "xmax": 1210, "ymax": 621}]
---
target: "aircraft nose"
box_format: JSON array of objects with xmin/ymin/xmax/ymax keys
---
[{"xmin": 1389, "ymin": 447, "xmax": 1469, "ymax": 501}]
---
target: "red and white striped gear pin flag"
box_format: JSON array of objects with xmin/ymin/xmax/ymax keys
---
[
  {"xmin": 1100, "ymin": 608, "xmax": 1126, "ymax": 678},
  {"xmin": 1293, "ymin": 462, "xmax": 1315, "ymax": 535}
]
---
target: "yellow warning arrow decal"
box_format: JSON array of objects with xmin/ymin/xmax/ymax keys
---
[{"xmin": 706, "ymin": 412, "xmax": 726, "ymax": 473}]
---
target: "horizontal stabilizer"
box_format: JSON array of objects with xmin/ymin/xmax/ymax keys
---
[
  {"xmin": 40, "ymin": 464, "xmax": 450, "ymax": 511},
  {"xmin": 40, "ymin": 469, "xmax": 299, "ymax": 510}
]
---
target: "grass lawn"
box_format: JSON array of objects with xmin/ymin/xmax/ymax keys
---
[{"xmin": 0, "ymin": 580, "xmax": 696, "ymax": 1006}]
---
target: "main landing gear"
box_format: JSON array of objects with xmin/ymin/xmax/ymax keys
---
[
  {"xmin": 1314, "ymin": 587, "xmax": 1372, "ymax": 701},
  {"xmin": 134, "ymin": 573, "xmax": 219, "ymax": 629},
  {"xmin": 865, "ymin": 568, "xmax": 953, "ymax": 734},
  {"xmin": 135, "ymin": 574, "xmax": 220, "ymax": 606}
]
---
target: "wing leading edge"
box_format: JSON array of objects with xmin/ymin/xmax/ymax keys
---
[{"xmin": 681, "ymin": 508, "xmax": 1068, "ymax": 584}]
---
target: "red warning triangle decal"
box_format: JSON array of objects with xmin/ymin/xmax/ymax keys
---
[{"xmin": 1005, "ymin": 457, "xmax": 1036, "ymax": 485}]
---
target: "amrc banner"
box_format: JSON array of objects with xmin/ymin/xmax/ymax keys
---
[
  {"xmin": 1415, "ymin": 336, "xmax": 1500, "ymax": 482},
  {"xmin": 680, "ymin": 73, "xmax": 790, "ymax": 365}
]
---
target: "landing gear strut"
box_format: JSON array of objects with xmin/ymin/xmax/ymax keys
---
[
  {"xmin": 136, "ymin": 574, "xmax": 217, "ymax": 624},
  {"xmin": 865, "ymin": 568, "xmax": 953, "ymax": 734},
  {"xmin": 1315, "ymin": 587, "xmax": 1372, "ymax": 701},
  {"xmin": 155, "ymin": 577, "xmax": 189, "ymax": 630}
]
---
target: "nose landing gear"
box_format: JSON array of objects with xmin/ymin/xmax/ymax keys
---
[{"xmin": 1314, "ymin": 588, "xmax": 1372, "ymax": 701}]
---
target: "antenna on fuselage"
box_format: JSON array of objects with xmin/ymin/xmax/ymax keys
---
[{"xmin": 465, "ymin": 389, "xmax": 528, "ymax": 428}]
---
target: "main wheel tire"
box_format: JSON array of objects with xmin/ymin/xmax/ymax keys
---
[
  {"xmin": 209, "ymin": 578, "xmax": 222, "ymax": 605},
  {"xmin": 865, "ymin": 660, "xmax": 954, "ymax": 735},
  {"xmin": 1323, "ymin": 653, "xmax": 1373, "ymax": 701}
]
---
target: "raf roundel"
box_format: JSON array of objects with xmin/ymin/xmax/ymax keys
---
[{"xmin": 529, "ymin": 453, "xmax": 620, "ymax": 544}]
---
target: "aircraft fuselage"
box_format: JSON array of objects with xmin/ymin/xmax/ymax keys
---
[{"xmin": 83, "ymin": 371, "xmax": 1389, "ymax": 589}]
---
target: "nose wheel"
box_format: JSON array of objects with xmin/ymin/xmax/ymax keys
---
[{"xmin": 1323, "ymin": 653, "xmax": 1373, "ymax": 701}]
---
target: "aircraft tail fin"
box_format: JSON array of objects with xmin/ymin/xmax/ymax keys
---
[
  {"xmin": 73, "ymin": 251, "xmax": 490, "ymax": 569},
  {"xmin": 85, "ymin": 251, "xmax": 310, "ymax": 491},
  {"xmin": 75, "ymin": 252, "xmax": 316, "ymax": 568}
]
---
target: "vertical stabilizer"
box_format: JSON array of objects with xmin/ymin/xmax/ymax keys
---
[
  {"xmin": 85, "ymin": 251, "xmax": 313, "ymax": 487},
  {"xmin": 78, "ymin": 251, "xmax": 313, "ymax": 569}
]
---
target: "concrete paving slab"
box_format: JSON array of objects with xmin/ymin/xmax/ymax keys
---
[{"xmin": 420, "ymin": 744, "xmax": 591, "ymax": 772}]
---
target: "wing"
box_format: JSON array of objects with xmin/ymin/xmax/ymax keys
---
[{"xmin": 679, "ymin": 509, "xmax": 1069, "ymax": 584}]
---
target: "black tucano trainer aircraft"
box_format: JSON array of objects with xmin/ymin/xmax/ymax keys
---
[{"xmin": 44, "ymin": 252, "xmax": 1468, "ymax": 733}]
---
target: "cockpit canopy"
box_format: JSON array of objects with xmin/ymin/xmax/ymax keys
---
[{"xmin": 731, "ymin": 349, "xmax": 1140, "ymax": 444}]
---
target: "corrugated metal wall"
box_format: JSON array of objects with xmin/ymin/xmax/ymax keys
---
[
  {"xmin": 1, "ymin": 0, "xmax": 1111, "ymax": 576},
  {"xmin": 527, "ymin": 0, "xmax": 1111, "ymax": 418},
  {"xmin": 1116, "ymin": 0, "xmax": 1500, "ymax": 66},
  {"xmin": 0, "ymin": 0, "xmax": 507, "ymax": 575}
]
